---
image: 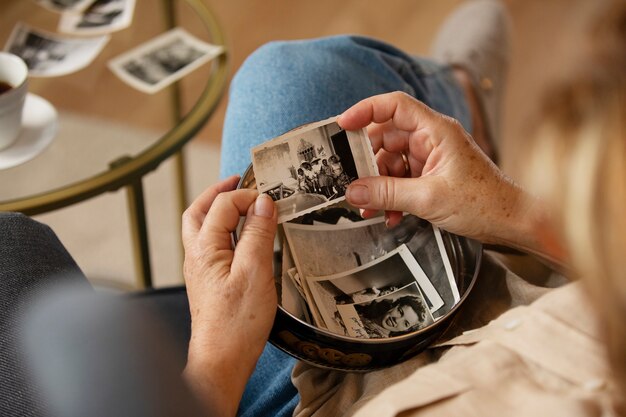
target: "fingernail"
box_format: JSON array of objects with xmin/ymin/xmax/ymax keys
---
[
  {"xmin": 254, "ymin": 194, "xmax": 275, "ymax": 218},
  {"xmin": 346, "ymin": 184, "xmax": 370, "ymax": 205}
]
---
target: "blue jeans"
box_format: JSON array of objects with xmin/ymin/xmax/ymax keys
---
[
  {"xmin": 221, "ymin": 35, "xmax": 470, "ymax": 178},
  {"xmin": 225, "ymin": 35, "xmax": 471, "ymax": 417}
]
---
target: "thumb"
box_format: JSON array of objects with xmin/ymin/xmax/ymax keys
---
[
  {"xmin": 346, "ymin": 176, "xmax": 438, "ymax": 218},
  {"xmin": 233, "ymin": 193, "xmax": 278, "ymax": 278}
]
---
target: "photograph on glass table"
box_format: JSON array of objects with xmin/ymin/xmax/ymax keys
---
[
  {"xmin": 304, "ymin": 244, "xmax": 443, "ymax": 337},
  {"xmin": 251, "ymin": 116, "xmax": 378, "ymax": 224},
  {"xmin": 34, "ymin": 0, "xmax": 96, "ymax": 13},
  {"xmin": 107, "ymin": 27, "xmax": 224, "ymax": 94},
  {"xmin": 58, "ymin": 0, "xmax": 136, "ymax": 36},
  {"xmin": 3, "ymin": 22, "xmax": 110, "ymax": 77}
]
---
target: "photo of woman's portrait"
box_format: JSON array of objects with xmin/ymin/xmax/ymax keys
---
[{"xmin": 337, "ymin": 284, "xmax": 434, "ymax": 339}]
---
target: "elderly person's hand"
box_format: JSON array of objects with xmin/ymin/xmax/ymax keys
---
[
  {"xmin": 339, "ymin": 92, "xmax": 563, "ymax": 264},
  {"xmin": 181, "ymin": 176, "xmax": 278, "ymax": 417}
]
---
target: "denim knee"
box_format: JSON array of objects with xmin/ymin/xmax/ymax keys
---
[
  {"xmin": 229, "ymin": 36, "xmax": 416, "ymax": 111},
  {"xmin": 220, "ymin": 36, "xmax": 470, "ymax": 177}
]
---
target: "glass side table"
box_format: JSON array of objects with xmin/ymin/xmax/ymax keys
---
[{"xmin": 0, "ymin": 0, "xmax": 228, "ymax": 289}]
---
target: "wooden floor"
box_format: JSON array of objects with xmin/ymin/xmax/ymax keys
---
[{"xmin": 0, "ymin": 0, "xmax": 600, "ymax": 178}]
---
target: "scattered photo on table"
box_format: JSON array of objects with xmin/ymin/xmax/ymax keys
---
[
  {"xmin": 59, "ymin": 0, "xmax": 136, "ymax": 35},
  {"xmin": 304, "ymin": 244, "xmax": 443, "ymax": 336},
  {"xmin": 107, "ymin": 27, "xmax": 224, "ymax": 94},
  {"xmin": 336, "ymin": 283, "xmax": 434, "ymax": 339},
  {"xmin": 251, "ymin": 117, "xmax": 379, "ymax": 224},
  {"xmin": 34, "ymin": 0, "xmax": 95, "ymax": 13},
  {"xmin": 283, "ymin": 214, "xmax": 459, "ymax": 320},
  {"xmin": 3, "ymin": 22, "xmax": 110, "ymax": 77}
]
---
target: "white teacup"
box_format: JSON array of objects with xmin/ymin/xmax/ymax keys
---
[{"xmin": 0, "ymin": 52, "xmax": 29, "ymax": 151}]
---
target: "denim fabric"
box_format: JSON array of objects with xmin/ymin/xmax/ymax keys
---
[
  {"xmin": 220, "ymin": 35, "xmax": 471, "ymax": 178},
  {"xmin": 223, "ymin": 35, "xmax": 471, "ymax": 417},
  {"xmin": 237, "ymin": 343, "xmax": 300, "ymax": 417}
]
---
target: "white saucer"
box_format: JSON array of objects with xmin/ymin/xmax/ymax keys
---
[{"xmin": 0, "ymin": 93, "xmax": 58, "ymax": 170}]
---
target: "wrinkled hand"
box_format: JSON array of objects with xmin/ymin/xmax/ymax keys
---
[
  {"xmin": 339, "ymin": 91, "xmax": 537, "ymax": 247},
  {"xmin": 181, "ymin": 175, "xmax": 277, "ymax": 417}
]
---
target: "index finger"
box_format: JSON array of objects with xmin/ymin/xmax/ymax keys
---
[
  {"xmin": 198, "ymin": 189, "xmax": 259, "ymax": 252},
  {"xmin": 182, "ymin": 175, "xmax": 241, "ymax": 242},
  {"xmin": 337, "ymin": 91, "xmax": 436, "ymax": 133}
]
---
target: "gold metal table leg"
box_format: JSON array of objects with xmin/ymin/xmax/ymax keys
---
[
  {"xmin": 126, "ymin": 177, "xmax": 153, "ymax": 289},
  {"xmin": 174, "ymin": 150, "xmax": 188, "ymax": 272},
  {"xmin": 164, "ymin": 1, "xmax": 188, "ymax": 275},
  {"xmin": 175, "ymin": 149, "xmax": 188, "ymax": 222}
]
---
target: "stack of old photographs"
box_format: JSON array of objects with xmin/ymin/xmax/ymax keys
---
[{"xmin": 251, "ymin": 117, "xmax": 460, "ymax": 340}]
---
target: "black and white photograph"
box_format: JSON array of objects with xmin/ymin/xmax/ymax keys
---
[
  {"xmin": 59, "ymin": 0, "xmax": 135, "ymax": 35},
  {"xmin": 34, "ymin": 0, "xmax": 95, "ymax": 13},
  {"xmin": 336, "ymin": 283, "xmax": 434, "ymax": 339},
  {"xmin": 4, "ymin": 22, "xmax": 110, "ymax": 77},
  {"xmin": 283, "ymin": 213, "xmax": 459, "ymax": 319},
  {"xmin": 251, "ymin": 117, "xmax": 378, "ymax": 224},
  {"xmin": 304, "ymin": 245, "xmax": 443, "ymax": 337},
  {"xmin": 280, "ymin": 268, "xmax": 310, "ymax": 323},
  {"xmin": 107, "ymin": 27, "xmax": 224, "ymax": 94}
]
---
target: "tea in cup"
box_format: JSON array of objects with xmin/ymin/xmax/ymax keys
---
[{"xmin": 0, "ymin": 52, "xmax": 29, "ymax": 151}]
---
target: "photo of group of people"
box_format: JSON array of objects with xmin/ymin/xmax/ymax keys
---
[
  {"xmin": 251, "ymin": 117, "xmax": 378, "ymax": 223},
  {"xmin": 296, "ymin": 155, "xmax": 349, "ymax": 199},
  {"xmin": 275, "ymin": 206, "xmax": 459, "ymax": 339}
]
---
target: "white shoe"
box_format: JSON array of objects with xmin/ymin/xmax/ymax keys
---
[{"xmin": 430, "ymin": 0, "xmax": 511, "ymax": 152}]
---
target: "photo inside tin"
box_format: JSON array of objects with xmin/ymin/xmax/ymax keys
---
[
  {"xmin": 277, "ymin": 204, "xmax": 460, "ymax": 339},
  {"xmin": 252, "ymin": 117, "xmax": 460, "ymax": 340}
]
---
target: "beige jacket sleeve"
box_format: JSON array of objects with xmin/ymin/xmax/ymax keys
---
[{"xmin": 292, "ymin": 252, "xmax": 616, "ymax": 417}]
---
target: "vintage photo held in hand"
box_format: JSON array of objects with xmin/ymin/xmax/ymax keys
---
[
  {"xmin": 4, "ymin": 22, "xmax": 110, "ymax": 77},
  {"xmin": 283, "ymin": 213, "xmax": 458, "ymax": 319},
  {"xmin": 251, "ymin": 116, "xmax": 378, "ymax": 224},
  {"xmin": 336, "ymin": 283, "xmax": 434, "ymax": 339},
  {"xmin": 304, "ymin": 244, "xmax": 443, "ymax": 337},
  {"xmin": 107, "ymin": 27, "xmax": 224, "ymax": 94},
  {"xmin": 59, "ymin": 0, "xmax": 136, "ymax": 35}
]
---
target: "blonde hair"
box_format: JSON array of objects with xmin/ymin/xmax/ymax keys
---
[{"xmin": 525, "ymin": 0, "xmax": 626, "ymax": 405}]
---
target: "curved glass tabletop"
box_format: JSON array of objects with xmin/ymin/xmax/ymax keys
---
[{"xmin": 0, "ymin": 0, "xmax": 228, "ymax": 214}]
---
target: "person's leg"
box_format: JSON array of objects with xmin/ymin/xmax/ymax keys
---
[
  {"xmin": 22, "ymin": 284, "xmax": 205, "ymax": 417},
  {"xmin": 220, "ymin": 35, "xmax": 471, "ymax": 178},
  {"xmin": 0, "ymin": 212, "xmax": 90, "ymax": 417},
  {"xmin": 0, "ymin": 214, "xmax": 205, "ymax": 416},
  {"xmin": 237, "ymin": 344, "xmax": 300, "ymax": 417}
]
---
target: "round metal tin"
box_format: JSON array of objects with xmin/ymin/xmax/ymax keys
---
[{"xmin": 236, "ymin": 164, "xmax": 481, "ymax": 371}]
